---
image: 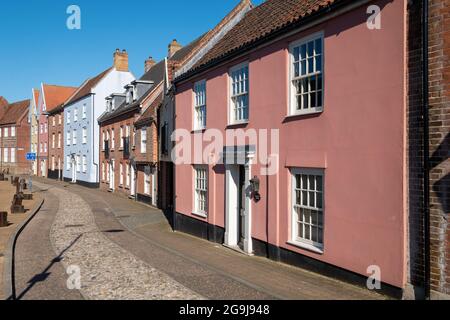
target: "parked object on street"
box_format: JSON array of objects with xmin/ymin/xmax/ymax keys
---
[{"xmin": 0, "ymin": 211, "xmax": 7, "ymax": 227}]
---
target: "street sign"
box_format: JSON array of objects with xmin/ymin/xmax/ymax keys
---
[{"xmin": 26, "ymin": 153, "xmax": 36, "ymax": 161}]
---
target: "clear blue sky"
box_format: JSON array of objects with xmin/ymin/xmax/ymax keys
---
[{"xmin": 0, "ymin": 0, "xmax": 263, "ymax": 103}]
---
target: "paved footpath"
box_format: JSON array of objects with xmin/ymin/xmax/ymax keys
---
[
  {"xmin": 25, "ymin": 178, "xmax": 387, "ymax": 300},
  {"xmin": 14, "ymin": 187, "xmax": 83, "ymax": 300}
]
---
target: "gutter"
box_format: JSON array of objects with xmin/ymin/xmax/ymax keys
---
[{"xmin": 422, "ymin": 0, "xmax": 430, "ymax": 301}]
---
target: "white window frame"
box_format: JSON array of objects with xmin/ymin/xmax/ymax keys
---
[
  {"xmin": 67, "ymin": 131, "xmax": 71, "ymax": 146},
  {"xmin": 193, "ymin": 80, "xmax": 207, "ymax": 130},
  {"xmin": 3, "ymin": 148, "xmax": 8, "ymax": 163},
  {"xmin": 51, "ymin": 155, "xmax": 55, "ymax": 170},
  {"xmin": 82, "ymin": 155, "xmax": 87, "ymax": 173},
  {"xmin": 119, "ymin": 163, "xmax": 124, "ymax": 186},
  {"xmin": 229, "ymin": 62, "xmax": 249, "ymax": 125},
  {"xmin": 82, "ymin": 127, "xmax": 87, "ymax": 144},
  {"xmin": 52, "ymin": 133, "xmax": 55, "ymax": 149},
  {"xmin": 44, "ymin": 142, "xmax": 47, "ymax": 153},
  {"xmin": 67, "ymin": 111, "xmax": 71, "ymax": 124},
  {"xmin": 111, "ymin": 129, "xmax": 115, "ymax": 150},
  {"xmin": 66, "ymin": 156, "xmax": 71, "ymax": 171},
  {"xmin": 193, "ymin": 165, "xmax": 208, "ymax": 217},
  {"xmin": 141, "ymin": 128, "xmax": 147, "ymax": 153},
  {"xmin": 72, "ymin": 129, "xmax": 77, "ymax": 145},
  {"xmin": 74, "ymin": 108, "xmax": 78, "ymax": 122},
  {"xmin": 52, "ymin": 116, "xmax": 56, "ymax": 127},
  {"xmin": 10, "ymin": 148, "xmax": 15, "ymax": 163},
  {"xmin": 11, "ymin": 126, "xmax": 15, "ymax": 137},
  {"xmin": 126, "ymin": 164, "xmax": 130, "ymax": 188},
  {"xmin": 58, "ymin": 132, "xmax": 61, "ymax": 148},
  {"xmin": 4, "ymin": 127, "xmax": 9, "ymax": 137},
  {"xmin": 289, "ymin": 168, "xmax": 325, "ymax": 253},
  {"xmin": 59, "ymin": 114, "xmax": 62, "ymax": 125},
  {"xmin": 289, "ymin": 32, "xmax": 324, "ymax": 116},
  {"xmin": 120, "ymin": 126, "xmax": 124, "ymax": 149},
  {"xmin": 82, "ymin": 104, "xmax": 87, "ymax": 119},
  {"xmin": 76, "ymin": 155, "xmax": 81, "ymax": 172}
]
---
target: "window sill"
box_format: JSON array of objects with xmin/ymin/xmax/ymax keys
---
[
  {"xmin": 192, "ymin": 212, "xmax": 207, "ymax": 219},
  {"xmin": 285, "ymin": 109, "xmax": 323, "ymax": 120},
  {"xmin": 192, "ymin": 128, "xmax": 206, "ymax": 134},
  {"xmin": 226, "ymin": 121, "xmax": 248, "ymax": 128},
  {"xmin": 287, "ymin": 240, "xmax": 324, "ymax": 255}
]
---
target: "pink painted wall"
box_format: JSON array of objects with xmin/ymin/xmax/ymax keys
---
[{"xmin": 175, "ymin": 0, "xmax": 407, "ymax": 288}]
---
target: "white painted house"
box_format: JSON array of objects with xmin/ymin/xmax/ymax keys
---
[{"xmin": 63, "ymin": 50, "xmax": 135, "ymax": 187}]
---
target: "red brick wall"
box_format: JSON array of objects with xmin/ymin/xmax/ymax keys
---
[
  {"xmin": 99, "ymin": 113, "xmax": 135, "ymax": 198},
  {"xmin": 0, "ymin": 112, "xmax": 30, "ymax": 175},
  {"xmin": 428, "ymin": 0, "xmax": 449, "ymax": 296},
  {"xmin": 48, "ymin": 111, "xmax": 64, "ymax": 177},
  {"xmin": 407, "ymin": 0, "xmax": 449, "ymax": 296}
]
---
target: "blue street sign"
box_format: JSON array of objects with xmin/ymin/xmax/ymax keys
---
[{"xmin": 26, "ymin": 153, "xmax": 36, "ymax": 161}]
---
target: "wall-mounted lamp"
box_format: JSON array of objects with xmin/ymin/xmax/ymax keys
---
[{"xmin": 250, "ymin": 176, "xmax": 261, "ymax": 202}]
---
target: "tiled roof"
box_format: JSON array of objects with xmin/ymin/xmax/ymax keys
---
[
  {"xmin": 135, "ymin": 92, "xmax": 163, "ymax": 127},
  {"xmin": 42, "ymin": 84, "xmax": 77, "ymax": 112},
  {"xmin": 66, "ymin": 68, "xmax": 112, "ymax": 105},
  {"xmin": 170, "ymin": 34, "xmax": 207, "ymax": 63},
  {"xmin": 0, "ymin": 96, "xmax": 8, "ymax": 107},
  {"xmin": 188, "ymin": 0, "xmax": 338, "ymax": 76},
  {"xmin": 0, "ymin": 99, "xmax": 30, "ymax": 125}
]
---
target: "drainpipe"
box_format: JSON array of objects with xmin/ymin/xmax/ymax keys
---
[{"xmin": 422, "ymin": 0, "xmax": 430, "ymax": 300}]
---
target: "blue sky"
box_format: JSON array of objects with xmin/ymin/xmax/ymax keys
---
[{"xmin": 0, "ymin": 0, "xmax": 263, "ymax": 102}]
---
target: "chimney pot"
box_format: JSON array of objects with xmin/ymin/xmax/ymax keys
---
[
  {"xmin": 113, "ymin": 49, "xmax": 129, "ymax": 72},
  {"xmin": 144, "ymin": 56, "xmax": 156, "ymax": 73},
  {"xmin": 168, "ymin": 39, "xmax": 182, "ymax": 58}
]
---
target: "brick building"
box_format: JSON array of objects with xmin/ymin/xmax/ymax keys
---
[
  {"xmin": 37, "ymin": 84, "xmax": 77, "ymax": 177},
  {"xmin": 0, "ymin": 99, "xmax": 31, "ymax": 175},
  {"xmin": 47, "ymin": 102, "xmax": 68, "ymax": 180}
]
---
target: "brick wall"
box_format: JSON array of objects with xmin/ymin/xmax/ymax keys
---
[
  {"xmin": 428, "ymin": 0, "xmax": 449, "ymax": 296},
  {"xmin": 407, "ymin": 0, "xmax": 449, "ymax": 297},
  {"xmin": 48, "ymin": 111, "xmax": 64, "ymax": 178},
  {"xmin": 99, "ymin": 113, "xmax": 135, "ymax": 197}
]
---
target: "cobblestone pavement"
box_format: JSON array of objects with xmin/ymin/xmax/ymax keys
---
[
  {"xmin": 37, "ymin": 182, "xmax": 202, "ymax": 300},
  {"xmin": 32, "ymin": 178, "xmax": 386, "ymax": 300}
]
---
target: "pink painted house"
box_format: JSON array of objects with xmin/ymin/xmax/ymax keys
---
[{"xmin": 172, "ymin": 0, "xmax": 420, "ymax": 297}]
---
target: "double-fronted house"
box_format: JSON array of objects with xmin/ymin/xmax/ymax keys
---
[
  {"xmin": 29, "ymin": 89, "xmax": 40, "ymax": 175},
  {"xmin": 37, "ymin": 84, "xmax": 77, "ymax": 177},
  {"xmin": 64, "ymin": 49, "xmax": 135, "ymax": 187},
  {"xmin": 0, "ymin": 99, "xmax": 31, "ymax": 175},
  {"xmin": 172, "ymin": 0, "xmax": 449, "ymax": 299}
]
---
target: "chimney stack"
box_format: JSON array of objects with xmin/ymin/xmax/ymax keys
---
[
  {"xmin": 144, "ymin": 56, "xmax": 156, "ymax": 73},
  {"xmin": 168, "ymin": 39, "xmax": 182, "ymax": 58},
  {"xmin": 113, "ymin": 49, "xmax": 129, "ymax": 72}
]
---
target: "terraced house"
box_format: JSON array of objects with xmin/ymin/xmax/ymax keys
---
[
  {"xmin": 172, "ymin": 0, "xmax": 449, "ymax": 299},
  {"xmin": 37, "ymin": 84, "xmax": 77, "ymax": 178},
  {"xmin": 29, "ymin": 89, "xmax": 40, "ymax": 175},
  {"xmin": 0, "ymin": 99, "xmax": 31, "ymax": 175},
  {"xmin": 63, "ymin": 50, "xmax": 135, "ymax": 187},
  {"xmin": 98, "ymin": 55, "xmax": 163, "ymax": 203}
]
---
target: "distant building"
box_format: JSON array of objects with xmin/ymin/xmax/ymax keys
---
[
  {"xmin": 29, "ymin": 89, "xmax": 39, "ymax": 175},
  {"xmin": 0, "ymin": 99, "xmax": 31, "ymax": 175},
  {"xmin": 63, "ymin": 50, "xmax": 135, "ymax": 187},
  {"xmin": 37, "ymin": 84, "xmax": 77, "ymax": 177}
]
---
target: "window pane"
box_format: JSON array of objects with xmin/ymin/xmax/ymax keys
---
[
  {"xmin": 317, "ymin": 193, "xmax": 323, "ymax": 209},
  {"xmin": 307, "ymin": 41, "xmax": 314, "ymax": 57},
  {"xmin": 305, "ymin": 224, "xmax": 310, "ymax": 240},
  {"xmin": 312, "ymin": 226, "xmax": 318, "ymax": 242},
  {"xmin": 316, "ymin": 175, "xmax": 323, "ymax": 191},
  {"xmin": 315, "ymin": 39, "xmax": 322, "ymax": 55}
]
